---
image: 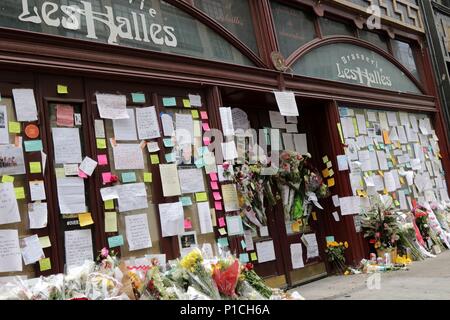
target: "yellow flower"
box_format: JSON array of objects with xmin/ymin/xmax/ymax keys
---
[
  {"xmin": 339, "ymin": 242, "xmax": 343, "ymax": 246},
  {"xmin": 344, "ymin": 241, "xmax": 349, "ymax": 248}
]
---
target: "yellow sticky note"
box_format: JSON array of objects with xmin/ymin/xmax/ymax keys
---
[
  {"xmin": 104, "ymin": 199, "xmax": 114, "ymax": 210},
  {"xmin": 150, "ymin": 154, "xmax": 160, "ymax": 164},
  {"xmin": 96, "ymin": 138, "xmax": 107, "ymax": 149},
  {"xmin": 322, "ymin": 168, "xmax": 329, "ymax": 178},
  {"xmin": 191, "ymin": 110, "xmax": 199, "ymax": 119},
  {"xmin": 144, "ymin": 172, "xmax": 153, "ymax": 183},
  {"xmin": 383, "ymin": 130, "xmax": 391, "ymax": 144},
  {"xmin": 195, "ymin": 192, "xmax": 208, "ymax": 202},
  {"xmin": 250, "ymin": 252, "xmax": 258, "ymax": 261},
  {"xmin": 105, "ymin": 211, "xmax": 118, "ymax": 233},
  {"xmin": 400, "ymin": 177, "xmax": 405, "ymax": 185},
  {"xmin": 291, "ymin": 221, "xmax": 300, "ymax": 233},
  {"xmin": 57, "ymin": 84, "xmax": 68, "ymax": 94},
  {"xmin": 8, "ymin": 121, "xmax": 21, "ymax": 134},
  {"xmin": 337, "ymin": 123, "xmax": 344, "ymax": 144},
  {"xmin": 39, "ymin": 236, "xmax": 51, "ymax": 249},
  {"xmin": 312, "ymin": 212, "xmax": 317, "ymax": 221},
  {"xmin": 218, "ymin": 228, "xmax": 227, "ymax": 235},
  {"xmin": 352, "ymin": 118, "xmax": 359, "ymax": 136},
  {"xmin": 30, "ymin": 162, "xmax": 42, "ymax": 174},
  {"xmin": 2, "ymin": 175, "xmax": 14, "ymax": 183},
  {"xmin": 183, "ymin": 99, "xmax": 191, "ymax": 108},
  {"xmin": 327, "ymin": 178, "xmax": 335, "ymax": 187},
  {"xmin": 78, "ymin": 212, "xmax": 94, "ymax": 227},
  {"xmin": 322, "ymin": 156, "xmax": 329, "ymax": 164},
  {"xmin": 39, "ymin": 258, "xmax": 52, "ymax": 272},
  {"xmin": 378, "ymin": 170, "xmax": 384, "ymax": 177},
  {"xmin": 14, "ymin": 187, "xmax": 25, "ymax": 200},
  {"xmin": 55, "ymin": 168, "xmax": 66, "ymax": 178},
  {"xmin": 328, "ymin": 169, "xmax": 334, "ymax": 177}
]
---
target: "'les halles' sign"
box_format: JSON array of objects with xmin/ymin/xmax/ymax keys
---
[{"xmin": 17, "ymin": 0, "xmax": 178, "ymax": 47}]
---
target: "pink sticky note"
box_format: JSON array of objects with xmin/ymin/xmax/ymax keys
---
[
  {"xmin": 98, "ymin": 154, "xmax": 108, "ymax": 166},
  {"xmin": 102, "ymin": 172, "xmax": 112, "ymax": 184},
  {"xmin": 200, "ymin": 111, "xmax": 208, "ymax": 120},
  {"xmin": 184, "ymin": 219, "xmax": 192, "ymax": 229},
  {"xmin": 202, "ymin": 123, "xmax": 210, "ymax": 131},
  {"xmin": 203, "ymin": 137, "xmax": 211, "ymax": 145},
  {"xmin": 213, "ymin": 192, "xmax": 222, "ymax": 201},
  {"xmin": 209, "ymin": 172, "xmax": 218, "ymax": 181},
  {"xmin": 78, "ymin": 169, "xmax": 88, "ymax": 179},
  {"xmin": 215, "ymin": 201, "xmax": 223, "ymax": 211},
  {"xmin": 218, "ymin": 217, "xmax": 226, "ymax": 227},
  {"xmin": 211, "ymin": 181, "xmax": 219, "ymax": 190}
]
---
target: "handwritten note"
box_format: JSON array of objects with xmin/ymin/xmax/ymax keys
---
[
  {"xmin": 125, "ymin": 214, "xmax": 152, "ymax": 251},
  {"xmin": 96, "ymin": 94, "xmax": 129, "ymax": 119},
  {"xmin": 158, "ymin": 202, "xmax": 184, "ymax": 237},
  {"xmin": 136, "ymin": 106, "xmax": 160, "ymax": 140},
  {"xmin": 0, "ymin": 183, "xmax": 21, "ymax": 225},
  {"xmin": 113, "ymin": 108, "xmax": 138, "ymax": 141},
  {"xmin": 159, "ymin": 164, "xmax": 181, "ymax": 197},
  {"xmin": 52, "ymin": 128, "xmax": 82, "ymax": 164},
  {"xmin": 64, "ymin": 229, "xmax": 93, "ymax": 268},
  {"xmin": 12, "ymin": 89, "xmax": 38, "ymax": 122},
  {"xmin": 113, "ymin": 143, "xmax": 145, "ymax": 170}
]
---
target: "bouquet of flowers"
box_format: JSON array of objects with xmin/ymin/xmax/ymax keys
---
[
  {"xmin": 238, "ymin": 263, "xmax": 272, "ymax": 299},
  {"xmin": 325, "ymin": 241, "xmax": 348, "ymax": 274},
  {"xmin": 140, "ymin": 259, "xmax": 177, "ymax": 300},
  {"xmin": 175, "ymin": 249, "xmax": 221, "ymax": 300},
  {"xmin": 211, "ymin": 258, "xmax": 240, "ymax": 298}
]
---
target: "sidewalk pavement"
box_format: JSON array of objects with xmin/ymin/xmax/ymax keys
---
[{"xmin": 289, "ymin": 250, "xmax": 450, "ymax": 300}]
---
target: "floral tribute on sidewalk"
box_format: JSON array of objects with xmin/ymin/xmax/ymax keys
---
[{"xmin": 0, "ymin": 248, "xmax": 303, "ymax": 300}]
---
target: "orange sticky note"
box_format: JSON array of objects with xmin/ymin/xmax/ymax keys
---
[
  {"xmin": 383, "ymin": 130, "xmax": 391, "ymax": 144},
  {"xmin": 78, "ymin": 212, "xmax": 94, "ymax": 227},
  {"xmin": 327, "ymin": 178, "xmax": 335, "ymax": 187},
  {"xmin": 322, "ymin": 168, "xmax": 329, "ymax": 178}
]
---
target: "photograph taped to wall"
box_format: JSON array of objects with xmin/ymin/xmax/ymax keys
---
[{"xmin": 0, "ymin": 144, "xmax": 26, "ymax": 176}]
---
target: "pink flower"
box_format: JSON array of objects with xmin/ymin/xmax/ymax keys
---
[
  {"xmin": 282, "ymin": 163, "xmax": 291, "ymax": 172},
  {"xmin": 222, "ymin": 162, "xmax": 230, "ymax": 170},
  {"xmin": 281, "ymin": 152, "xmax": 290, "ymax": 160},
  {"xmin": 101, "ymin": 247, "xmax": 109, "ymax": 257},
  {"xmin": 375, "ymin": 232, "xmax": 380, "ymax": 239}
]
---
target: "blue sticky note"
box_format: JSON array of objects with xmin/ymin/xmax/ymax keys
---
[
  {"xmin": 217, "ymin": 237, "xmax": 229, "ymax": 247},
  {"xmin": 241, "ymin": 239, "xmax": 247, "ymax": 250},
  {"xmin": 165, "ymin": 153, "xmax": 176, "ymax": 163},
  {"xmin": 24, "ymin": 140, "xmax": 43, "ymax": 152},
  {"xmin": 121, "ymin": 172, "xmax": 137, "ymax": 183},
  {"xmin": 180, "ymin": 196, "xmax": 193, "ymax": 206},
  {"xmin": 326, "ymin": 236, "xmax": 335, "ymax": 243},
  {"xmin": 195, "ymin": 157, "xmax": 205, "ymax": 168},
  {"xmin": 132, "ymin": 93, "xmax": 146, "ymax": 103},
  {"xmin": 163, "ymin": 97, "xmax": 177, "ymax": 107},
  {"xmin": 368, "ymin": 145, "xmax": 374, "ymax": 152},
  {"xmin": 197, "ymin": 146, "xmax": 209, "ymax": 156},
  {"xmin": 163, "ymin": 138, "xmax": 175, "ymax": 148},
  {"xmin": 239, "ymin": 253, "xmax": 249, "ymax": 263},
  {"xmin": 108, "ymin": 235, "xmax": 124, "ymax": 248}
]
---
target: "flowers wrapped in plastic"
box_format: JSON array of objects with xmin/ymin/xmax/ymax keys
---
[
  {"xmin": 239, "ymin": 263, "xmax": 272, "ymax": 299},
  {"xmin": 212, "ymin": 259, "xmax": 240, "ymax": 298}
]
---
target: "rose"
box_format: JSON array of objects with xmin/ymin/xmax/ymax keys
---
[
  {"xmin": 101, "ymin": 247, "xmax": 109, "ymax": 258},
  {"xmin": 223, "ymin": 162, "xmax": 230, "ymax": 170}
]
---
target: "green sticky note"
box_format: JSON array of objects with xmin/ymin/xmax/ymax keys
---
[
  {"xmin": 183, "ymin": 99, "xmax": 191, "ymax": 108},
  {"xmin": 163, "ymin": 97, "xmax": 177, "ymax": 107},
  {"xmin": 394, "ymin": 200, "xmax": 400, "ymax": 207},
  {"xmin": 150, "ymin": 154, "xmax": 160, "ymax": 164},
  {"xmin": 195, "ymin": 192, "xmax": 208, "ymax": 202},
  {"xmin": 108, "ymin": 235, "xmax": 124, "ymax": 248},
  {"xmin": 218, "ymin": 228, "xmax": 227, "ymax": 236},
  {"xmin": 163, "ymin": 138, "xmax": 174, "ymax": 147},
  {"xmin": 121, "ymin": 172, "xmax": 137, "ymax": 183},
  {"xmin": 30, "ymin": 162, "xmax": 42, "ymax": 174},
  {"xmin": 239, "ymin": 253, "xmax": 249, "ymax": 263},
  {"xmin": 104, "ymin": 199, "xmax": 114, "ymax": 210},
  {"xmin": 218, "ymin": 237, "xmax": 229, "ymax": 247},
  {"xmin": 24, "ymin": 140, "xmax": 43, "ymax": 152},
  {"xmin": 15, "ymin": 187, "xmax": 25, "ymax": 200},
  {"xmin": 39, "ymin": 258, "xmax": 52, "ymax": 272},
  {"xmin": 2, "ymin": 175, "xmax": 14, "ymax": 183},
  {"xmin": 57, "ymin": 85, "xmax": 68, "ymax": 94},
  {"xmin": 132, "ymin": 93, "xmax": 146, "ymax": 103},
  {"xmin": 191, "ymin": 110, "xmax": 199, "ymax": 119},
  {"xmin": 250, "ymin": 252, "xmax": 258, "ymax": 261},
  {"xmin": 144, "ymin": 172, "xmax": 152, "ymax": 183},
  {"xmin": 96, "ymin": 138, "xmax": 107, "ymax": 149},
  {"xmin": 180, "ymin": 196, "xmax": 193, "ymax": 206},
  {"xmin": 165, "ymin": 153, "xmax": 176, "ymax": 163},
  {"xmin": 39, "ymin": 236, "xmax": 51, "ymax": 248},
  {"xmin": 8, "ymin": 121, "xmax": 21, "ymax": 134}
]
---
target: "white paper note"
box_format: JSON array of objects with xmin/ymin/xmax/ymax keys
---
[
  {"xmin": 293, "ymin": 134, "xmax": 308, "ymax": 154},
  {"xmin": 178, "ymin": 168, "xmax": 205, "ymax": 194},
  {"xmin": 244, "ymin": 230, "xmax": 254, "ymax": 251},
  {"xmin": 337, "ymin": 155, "xmax": 349, "ymax": 171},
  {"xmin": 161, "ymin": 113, "xmax": 174, "ymax": 137},
  {"xmin": 0, "ymin": 230, "xmax": 22, "ymax": 272},
  {"xmin": 56, "ymin": 177, "xmax": 86, "ymax": 214},
  {"xmin": 219, "ymin": 107, "xmax": 235, "ymax": 136},
  {"xmin": 0, "ymin": 183, "xmax": 21, "ymax": 225},
  {"xmin": 176, "ymin": 113, "xmax": 194, "ymax": 145},
  {"xmin": 160, "ymin": 164, "xmax": 182, "ymax": 197},
  {"xmin": 159, "ymin": 202, "xmax": 184, "ymax": 237},
  {"xmin": 197, "ymin": 202, "xmax": 213, "ymax": 234},
  {"xmin": 269, "ymin": 111, "xmax": 286, "ymax": 129},
  {"xmin": 12, "ymin": 89, "xmax": 38, "ymax": 122},
  {"xmin": 113, "ymin": 108, "xmax": 138, "ymax": 141},
  {"xmin": 303, "ymin": 233, "xmax": 319, "ymax": 259},
  {"xmin": 94, "ymin": 119, "xmax": 105, "ymax": 138},
  {"xmin": 384, "ymin": 171, "xmax": 397, "ymax": 192},
  {"xmin": 0, "ymin": 105, "xmax": 9, "ymax": 144},
  {"xmin": 136, "ymin": 106, "xmax": 160, "ymax": 140},
  {"xmin": 28, "ymin": 202, "xmax": 48, "ymax": 229},
  {"xmin": 96, "ymin": 94, "xmax": 129, "ymax": 120},
  {"xmin": 112, "ymin": 143, "xmax": 145, "ymax": 170},
  {"xmin": 64, "ymin": 229, "xmax": 93, "ymax": 268},
  {"xmin": 274, "ymin": 91, "xmax": 299, "ymax": 116},
  {"xmin": 20, "ymin": 234, "xmax": 44, "ymax": 265},
  {"xmin": 282, "ymin": 133, "xmax": 295, "ymax": 151},
  {"xmin": 339, "ymin": 196, "xmax": 360, "ymax": 216},
  {"xmin": 290, "ymin": 243, "xmax": 304, "ymax": 269},
  {"xmin": 255, "ymin": 240, "xmax": 276, "ymax": 263},
  {"xmin": 189, "ymin": 94, "xmax": 202, "ymax": 107},
  {"xmin": 125, "ymin": 214, "xmax": 152, "ymax": 251},
  {"xmin": 52, "ymin": 128, "xmax": 82, "ymax": 164},
  {"xmin": 116, "ymin": 183, "xmax": 148, "ymax": 212},
  {"xmin": 79, "ymin": 157, "xmax": 97, "ymax": 176},
  {"xmin": 29, "ymin": 180, "xmax": 46, "ymax": 201},
  {"xmin": 356, "ymin": 114, "xmax": 367, "ymax": 135},
  {"xmin": 221, "ymin": 141, "xmax": 238, "ymax": 160}
]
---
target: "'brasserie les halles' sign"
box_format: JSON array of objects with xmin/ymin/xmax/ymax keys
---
[{"xmin": 17, "ymin": 0, "xmax": 178, "ymax": 47}]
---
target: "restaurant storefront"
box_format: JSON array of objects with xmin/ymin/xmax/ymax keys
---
[{"xmin": 0, "ymin": 0, "xmax": 449, "ymax": 289}]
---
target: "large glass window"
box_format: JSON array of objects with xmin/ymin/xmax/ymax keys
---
[
  {"xmin": 359, "ymin": 30, "xmax": 389, "ymax": 52},
  {"xmin": 194, "ymin": 0, "xmax": 259, "ymax": 55},
  {"xmin": 270, "ymin": 1, "xmax": 317, "ymax": 58},
  {"xmin": 391, "ymin": 39, "xmax": 420, "ymax": 80},
  {"xmin": 319, "ymin": 17, "xmax": 354, "ymax": 37}
]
